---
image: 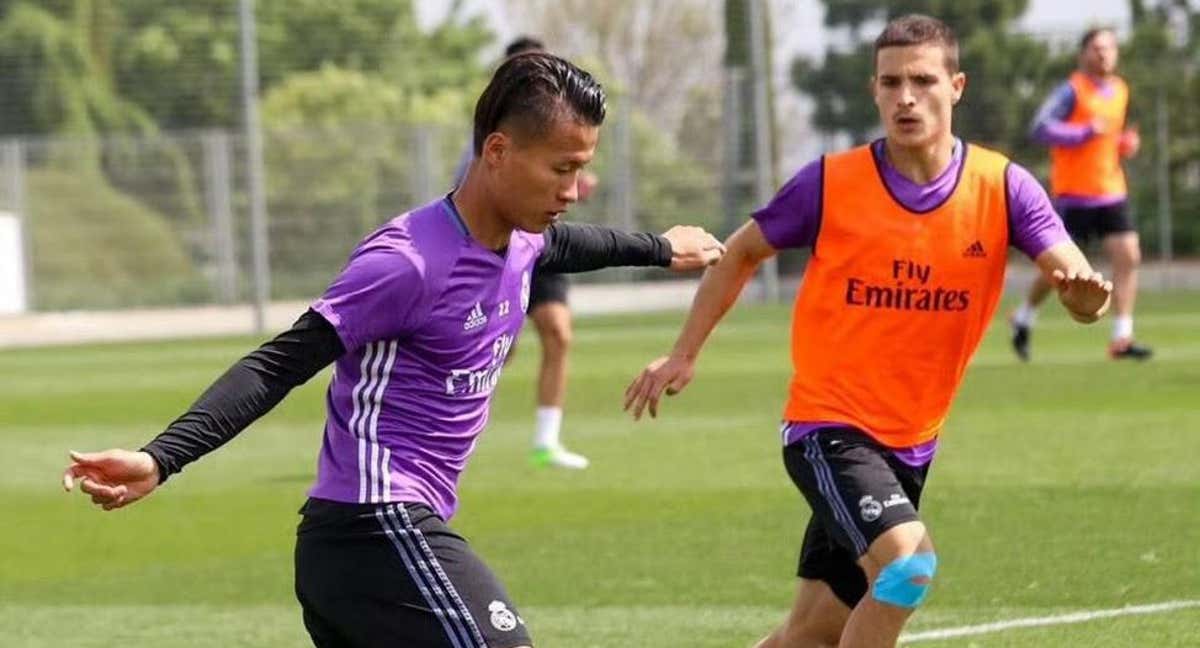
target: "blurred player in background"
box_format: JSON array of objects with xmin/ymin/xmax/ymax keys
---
[
  {"xmin": 456, "ymin": 36, "xmax": 597, "ymax": 469},
  {"xmin": 63, "ymin": 52, "xmax": 724, "ymax": 648},
  {"xmin": 1011, "ymin": 26, "xmax": 1149, "ymax": 361},
  {"xmin": 626, "ymin": 15, "xmax": 1111, "ymax": 648}
]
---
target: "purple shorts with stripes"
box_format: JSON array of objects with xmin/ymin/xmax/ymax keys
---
[
  {"xmin": 782, "ymin": 427, "xmax": 931, "ymax": 608},
  {"xmin": 295, "ymin": 498, "xmax": 531, "ymax": 648}
]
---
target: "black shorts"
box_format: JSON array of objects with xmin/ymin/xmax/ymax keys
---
[
  {"xmin": 528, "ymin": 271, "xmax": 568, "ymax": 310},
  {"xmin": 294, "ymin": 498, "xmax": 532, "ymax": 648},
  {"xmin": 1060, "ymin": 202, "xmax": 1134, "ymax": 245},
  {"xmin": 782, "ymin": 427, "xmax": 930, "ymax": 608}
]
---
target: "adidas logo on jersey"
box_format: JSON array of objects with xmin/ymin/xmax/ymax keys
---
[
  {"xmin": 962, "ymin": 240, "xmax": 987, "ymax": 258},
  {"xmin": 463, "ymin": 302, "xmax": 488, "ymax": 331}
]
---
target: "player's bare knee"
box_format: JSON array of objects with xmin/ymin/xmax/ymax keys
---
[
  {"xmin": 551, "ymin": 323, "xmax": 572, "ymax": 351},
  {"xmin": 1107, "ymin": 233, "xmax": 1142, "ymax": 269},
  {"xmin": 540, "ymin": 322, "xmax": 572, "ymax": 355},
  {"xmin": 870, "ymin": 551, "xmax": 937, "ymax": 610},
  {"xmin": 1125, "ymin": 245, "xmax": 1142, "ymax": 268}
]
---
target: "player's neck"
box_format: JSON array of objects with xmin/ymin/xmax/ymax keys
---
[
  {"xmin": 1081, "ymin": 68, "xmax": 1114, "ymax": 84},
  {"xmin": 452, "ymin": 167, "xmax": 514, "ymax": 250},
  {"xmin": 882, "ymin": 135, "xmax": 956, "ymax": 185}
]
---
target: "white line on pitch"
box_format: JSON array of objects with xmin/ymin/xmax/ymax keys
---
[{"xmin": 900, "ymin": 599, "xmax": 1200, "ymax": 643}]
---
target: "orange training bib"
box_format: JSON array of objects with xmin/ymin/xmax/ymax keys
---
[
  {"xmin": 783, "ymin": 142, "xmax": 1010, "ymax": 448},
  {"xmin": 1049, "ymin": 72, "xmax": 1129, "ymax": 198}
]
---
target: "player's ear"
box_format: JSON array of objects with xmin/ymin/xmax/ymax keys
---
[
  {"xmin": 951, "ymin": 72, "xmax": 966, "ymax": 106},
  {"xmin": 481, "ymin": 131, "xmax": 510, "ymax": 168}
]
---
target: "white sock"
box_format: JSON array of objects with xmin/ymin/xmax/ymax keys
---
[
  {"xmin": 534, "ymin": 406, "xmax": 563, "ymax": 449},
  {"xmin": 1112, "ymin": 315, "xmax": 1133, "ymax": 341},
  {"xmin": 1013, "ymin": 301, "xmax": 1038, "ymax": 327}
]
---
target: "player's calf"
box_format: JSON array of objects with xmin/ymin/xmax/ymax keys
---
[{"xmin": 756, "ymin": 579, "xmax": 850, "ymax": 648}]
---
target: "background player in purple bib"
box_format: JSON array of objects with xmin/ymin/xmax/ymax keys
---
[{"xmin": 62, "ymin": 53, "xmax": 724, "ymax": 648}]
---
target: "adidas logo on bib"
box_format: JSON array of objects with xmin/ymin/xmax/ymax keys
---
[
  {"xmin": 464, "ymin": 302, "xmax": 488, "ymax": 331},
  {"xmin": 962, "ymin": 240, "xmax": 987, "ymax": 258}
]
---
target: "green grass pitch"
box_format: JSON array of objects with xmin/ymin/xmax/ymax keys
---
[{"xmin": 2, "ymin": 291, "xmax": 1197, "ymax": 647}]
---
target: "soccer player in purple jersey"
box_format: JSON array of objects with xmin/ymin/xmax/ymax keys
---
[
  {"xmin": 62, "ymin": 53, "xmax": 724, "ymax": 648},
  {"xmin": 454, "ymin": 36, "xmax": 598, "ymax": 470}
]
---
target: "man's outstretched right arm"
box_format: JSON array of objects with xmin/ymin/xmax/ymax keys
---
[
  {"xmin": 141, "ymin": 309, "xmax": 344, "ymax": 481},
  {"xmin": 63, "ymin": 310, "xmax": 344, "ymax": 509},
  {"xmin": 64, "ymin": 234, "xmax": 424, "ymax": 510},
  {"xmin": 623, "ymin": 221, "xmax": 777, "ymax": 419}
]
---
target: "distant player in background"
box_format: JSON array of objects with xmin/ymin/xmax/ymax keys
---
[
  {"xmin": 1011, "ymin": 26, "xmax": 1149, "ymax": 361},
  {"xmin": 626, "ymin": 15, "xmax": 1111, "ymax": 648},
  {"xmin": 63, "ymin": 53, "xmax": 724, "ymax": 648},
  {"xmin": 455, "ymin": 36, "xmax": 597, "ymax": 469}
]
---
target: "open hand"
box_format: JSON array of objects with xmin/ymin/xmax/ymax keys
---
[
  {"xmin": 63, "ymin": 449, "xmax": 160, "ymax": 511},
  {"xmin": 661, "ymin": 226, "xmax": 726, "ymax": 271},
  {"xmin": 1051, "ymin": 269, "xmax": 1112, "ymax": 323},
  {"xmin": 624, "ymin": 355, "xmax": 695, "ymax": 420}
]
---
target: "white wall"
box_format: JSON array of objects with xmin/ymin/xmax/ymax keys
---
[{"xmin": 0, "ymin": 211, "xmax": 27, "ymax": 315}]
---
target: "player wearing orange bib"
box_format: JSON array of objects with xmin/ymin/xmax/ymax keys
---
[
  {"xmin": 1011, "ymin": 27, "xmax": 1149, "ymax": 361},
  {"xmin": 625, "ymin": 15, "xmax": 1112, "ymax": 648}
]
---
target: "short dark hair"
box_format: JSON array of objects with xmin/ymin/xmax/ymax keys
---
[
  {"xmin": 874, "ymin": 14, "xmax": 959, "ymax": 73},
  {"xmin": 472, "ymin": 52, "xmax": 606, "ymax": 155},
  {"xmin": 504, "ymin": 36, "xmax": 545, "ymax": 58},
  {"xmin": 1079, "ymin": 27, "xmax": 1115, "ymax": 51}
]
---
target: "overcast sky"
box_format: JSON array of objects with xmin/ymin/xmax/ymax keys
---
[
  {"xmin": 415, "ymin": 0, "xmax": 1140, "ymax": 167},
  {"xmin": 418, "ymin": 0, "xmax": 1134, "ymax": 59}
]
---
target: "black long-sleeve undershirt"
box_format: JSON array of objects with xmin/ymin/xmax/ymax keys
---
[
  {"xmin": 140, "ymin": 309, "xmax": 342, "ymax": 483},
  {"xmin": 537, "ymin": 222, "xmax": 672, "ymax": 273},
  {"xmin": 140, "ymin": 222, "xmax": 673, "ymax": 483}
]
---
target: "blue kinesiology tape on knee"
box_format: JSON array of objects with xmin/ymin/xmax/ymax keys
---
[{"xmin": 872, "ymin": 552, "xmax": 938, "ymax": 608}]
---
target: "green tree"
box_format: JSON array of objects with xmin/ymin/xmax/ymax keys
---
[
  {"xmin": 1120, "ymin": 0, "xmax": 1200, "ymax": 255},
  {"xmin": 259, "ymin": 65, "xmax": 410, "ymax": 295},
  {"xmin": 504, "ymin": 0, "xmax": 726, "ymax": 237},
  {"xmin": 259, "ymin": 61, "xmax": 479, "ymax": 298},
  {"xmin": 111, "ymin": 0, "xmax": 491, "ymax": 131},
  {"xmin": 0, "ymin": 0, "xmax": 147, "ymax": 139},
  {"xmin": 792, "ymin": 0, "xmax": 1058, "ymax": 162}
]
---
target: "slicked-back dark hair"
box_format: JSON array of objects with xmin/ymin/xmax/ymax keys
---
[
  {"xmin": 472, "ymin": 52, "xmax": 606, "ymax": 155},
  {"xmin": 874, "ymin": 14, "xmax": 960, "ymax": 73},
  {"xmin": 1079, "ymin": 27, "xmax": 1116, "ymax": 51},
  {"xmin": 504, "ymin": 36, "xmax": 545, "ymax": 58}
]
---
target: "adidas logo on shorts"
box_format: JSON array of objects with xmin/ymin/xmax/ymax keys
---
[{"xmin": 464, "ymin": 302, "xmax": 488, "ymax": 331}]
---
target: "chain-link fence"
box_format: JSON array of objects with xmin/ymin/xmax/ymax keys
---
[
  {"xmin": 0, "ymin": 105, "xmax": 729, "ymax": 314},
  {"xmin": 0, "ymin": 1, "xmax": 1196, "ymax": 321}
]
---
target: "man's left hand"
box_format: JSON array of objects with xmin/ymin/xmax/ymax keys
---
[
  {"xmin": 1052, "ymin": 269, "xmax": 1112, "ymax": 323},
  {"xmin": 661, "ymin": 226, "xmax": 726, "ymax": 271}
]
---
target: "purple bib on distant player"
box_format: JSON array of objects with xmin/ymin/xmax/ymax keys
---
[{"xmin": 309, "ymin": 198, "xmax": 543, "ymax": 519}]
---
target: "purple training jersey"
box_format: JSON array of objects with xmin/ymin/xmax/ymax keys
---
[
  {"xmin": 309, "ymin": 197, "xmax": 543, "ymax": 519},
  {"xmin": 754, "ymin": 139, "xmax": 1070, "ymax": 465}
]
